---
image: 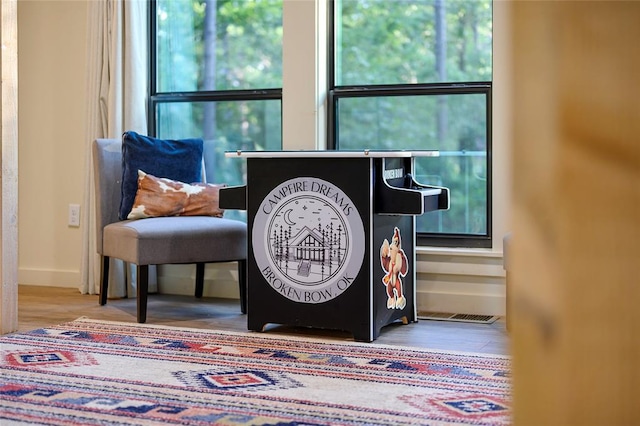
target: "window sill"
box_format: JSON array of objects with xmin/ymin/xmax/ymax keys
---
[{"xmin": 416, "ymin": 246, "xmax": 503, "ymax": 258}]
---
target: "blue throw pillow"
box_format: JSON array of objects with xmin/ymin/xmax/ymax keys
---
[{"xmin": 119, "ymin": 131, "xmax": 204, "ymax": 220}]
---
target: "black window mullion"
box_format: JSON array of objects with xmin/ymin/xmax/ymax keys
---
[
  {"xmin": 148, "ymin": 0, "xmax": 158, "ymax": 135},
  {"xmin": 151, "ymin": 88, "xmax": 282, "ymax": 104}
]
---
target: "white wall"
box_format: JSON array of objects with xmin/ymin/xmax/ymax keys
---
[
  {"xmin": 18, "ymin": 1, "xmax": 88, "ymax": 288},
  {"xmin": 17, "ymin": 0, "xmax": 508, "ymax": 316}
]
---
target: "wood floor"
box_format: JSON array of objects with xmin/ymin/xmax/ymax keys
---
[{"xmin": 16, "ymin": 285, "xmax": 509, "ymax": 355}]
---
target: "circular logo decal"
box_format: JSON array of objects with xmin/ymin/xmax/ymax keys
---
[{"xmin": 252, "ymin": 177, "xmax": 365, "ymax": 303}]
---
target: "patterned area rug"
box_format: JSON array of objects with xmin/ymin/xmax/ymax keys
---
[{"xmin": 0, "ymin": 318, "xmax": 510, "ymax": 425}]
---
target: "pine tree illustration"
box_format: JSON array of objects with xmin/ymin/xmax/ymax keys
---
[
  {"xmin": 321, "ymin": 227, "xmax": 326, "ymax": 279},
  {"xmin": 329, "ymin": 222, "xmax": 334, "ymax": 275},
  {"xmin": 337, "ymin": 224, "xmax": 343, "ymax": 264},
  {"xmin": 285, "ymin": 226, "xmax": 290, "ymax": 272},
  {"xmin": 274, "ymin": 229, "xmax": 280, "ymax": 266}
]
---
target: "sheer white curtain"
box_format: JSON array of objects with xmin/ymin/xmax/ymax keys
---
[{"xmin": 80, "ymin": 0, "xmax": 154, "ymax": 297}]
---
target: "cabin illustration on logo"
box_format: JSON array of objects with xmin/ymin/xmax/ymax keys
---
[{"xmin": 271, "ymin": 223, "xmax": 347, "ymax": 282}]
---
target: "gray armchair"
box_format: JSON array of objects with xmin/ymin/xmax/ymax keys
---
[{"xmin": 92, "ymin": 138, "xmax": 247, "ymax": 323}]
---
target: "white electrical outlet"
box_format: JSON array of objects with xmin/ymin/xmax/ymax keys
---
[{"xmin": 68, "ymin": 204, "xmax": 80, "ymax": 227}]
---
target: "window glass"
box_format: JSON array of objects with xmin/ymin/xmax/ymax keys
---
[
  {"xmin": 156, "ymin": 0, "xmax": 283, "ymax": 92},
  {"xmin": 332, "ymin": 0, "xmax": 492, "ymax": 246},
  {"xmin": 337, "ymin": 92, "xmax": 487, "ymax": 236},
  {"xmin": 156, "ymin": 99, "xmax": 281, "ymax": 221},
  {"xmin": 156, "ymin": 100, "xmax": 282, "ymax": 180},
  {"xmin": 335, "ymin": 0, "xmax": 492, "ymax": 86}
]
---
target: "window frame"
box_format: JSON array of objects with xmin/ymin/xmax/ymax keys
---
[
  {"xmin": 147, "ymin": 0, "xmax": 283, "ymax": 139},
  {"xmin": 148, "ymin": 0, "xmax": 493, "ymax": 249},
  {"xmin": 327, "ymin": 0, "xmax": 493, "ymax": 248}
]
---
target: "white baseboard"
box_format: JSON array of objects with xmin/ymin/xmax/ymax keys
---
[
  {"xmin": 19, "ymin": 268, "xmax": 79, "ymax": 289},
  {"xmin": 416, "ymin": 290, "xmax": 505, "ymax": 316},
  {"xmin": 19, "ymin": 250, "xmax": 506, "ymax": 316},
  {"xmin": 415, "ymin": 248, "xmax": 506, "ymax": 316},
  {"xmin": 156, "ymin": 263, "xmax": 241, "ymax": 299}
]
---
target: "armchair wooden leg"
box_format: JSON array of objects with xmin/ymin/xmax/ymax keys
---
[
  {"xmin": 136, "ymin": 265, "xmax": 149, "ymax": 323},
  {"xmin": 195, "ymin": 263, "xmax": 205, "ymax": 298},
  {"xmin": 238, "ymin": 259, "xmax": 247, "ymax": 314},
  {"xmin": 99, "ymin": 255, "xmax": 109, "ymax": 306}
]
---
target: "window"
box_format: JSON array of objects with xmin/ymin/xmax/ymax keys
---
[
  {"xmin": 329, "ymin": 0, "xmax": 493, "ymax": 247},
  {"xmin": 149, "ymin": 0, "xmax": 284, "ymax": 221}
]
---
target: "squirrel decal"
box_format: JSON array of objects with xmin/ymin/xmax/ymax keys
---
[{"xmin": 380, "ymin": 227, "xmax": 409, "ymax": 310}]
